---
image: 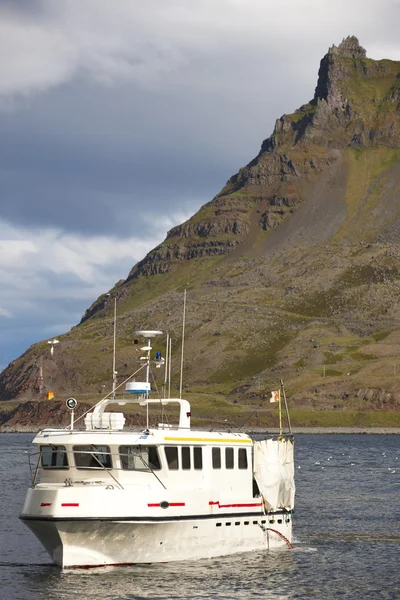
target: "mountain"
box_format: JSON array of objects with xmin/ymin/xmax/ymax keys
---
[{"xmin": 2, "ymin": 36, "xmax": 400, "ymax": 427}]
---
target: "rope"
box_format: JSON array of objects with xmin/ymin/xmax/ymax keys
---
[{"xmin": 266, "ymin": 527, "xmax": 294, "ymax": 549}]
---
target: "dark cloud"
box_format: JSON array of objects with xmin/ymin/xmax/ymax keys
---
[
  {"xmin": 0, "ymin": 0, "xmax": 45, "ymax": 16},
  {"xmin": 0, "ymin": 51, "xmax": 309, "ymax": 237}
]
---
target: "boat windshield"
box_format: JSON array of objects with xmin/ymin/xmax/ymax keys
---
[
  {"xmin": 40, "ymin": 445, "xmax": 68, "ymax": 469},
  {"xmin": 119, "ymin": 445, "xmax": 161, "ymax": 471},
  {"xmin": 73, "ymin": 445, "xmax": 112, "ymax": 469}
]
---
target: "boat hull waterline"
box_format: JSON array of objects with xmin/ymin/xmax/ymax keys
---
[{"xmin": 21, "ymin": 514, "xmax": 292, "ymax": 568}]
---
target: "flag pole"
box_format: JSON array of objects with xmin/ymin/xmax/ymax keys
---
[{"xmin": 280, "ymin": 378, "xmax": 292, "ymax": 434}]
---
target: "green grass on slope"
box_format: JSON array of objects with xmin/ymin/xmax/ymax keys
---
[{"xmin": 336, "ymin": 147, "xmax": 400, "ymax": 241}]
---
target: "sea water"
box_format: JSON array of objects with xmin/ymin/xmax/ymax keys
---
[{"xmin": 0, "ymin": 433, "xmax": 398, "ymax": 600}]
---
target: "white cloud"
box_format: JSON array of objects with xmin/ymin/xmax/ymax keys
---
[
  {"xmin": 0, "ymin": 211, "xmax": 185, "ymax": 318},
  {"xmin": 0, "ymin": 0, "xmax": 397, "ymax": 100},
  {"xmin": 0, "ymin": 210, "xmax": 190, "ymax": 364},
  {"xmin": 0, "ymin": 239, "xmax": 37, "ymax": 266},
  {"xmin": 0, "ymin": 306, "xmax": 12, "ymax": 318}
]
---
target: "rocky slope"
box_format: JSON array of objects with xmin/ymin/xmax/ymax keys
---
[{"xmin": 2, "ymin": 37, "xmax": 400, "ymax": 424}]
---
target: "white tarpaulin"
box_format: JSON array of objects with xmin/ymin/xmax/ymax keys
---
[{"xmin": 253, "ymin": 438, "xmax": 295, "ymax": 511}]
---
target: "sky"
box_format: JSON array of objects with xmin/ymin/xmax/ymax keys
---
[{"xmin": 0, "ymin": 0, "xmax": 399, "ymax": 371}]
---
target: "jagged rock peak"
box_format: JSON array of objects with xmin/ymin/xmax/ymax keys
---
[
  {"xmin": 314, "ymin": 36, "xmax": 366, "ymax": 103},
  {"xmin": 330, "ymin": 36, "xmax": 367, "ymax": 59}
]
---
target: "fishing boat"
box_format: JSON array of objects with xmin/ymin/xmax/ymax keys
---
[{"xmin": 20, "ymin": 330, "xmax": 295, "ymax": 568}]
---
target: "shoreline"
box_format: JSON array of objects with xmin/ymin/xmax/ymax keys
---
[
  {"xmin": 1, "ymin": 426, "xmax": 399, "ymax": 435},
  {"xmin": 250, "ymin": 427, "xmax": 400, "ymax": 435}
]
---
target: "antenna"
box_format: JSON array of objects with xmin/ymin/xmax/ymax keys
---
[
  {"xmin": 134, "ymin": 330, "xmax": 163, "ymax": 428},
  {"xmin": 179, "ymin": 289, "xmax": 187, "ymax": 399},
  {"xmin": 168, "ymin": 336, "xmax": 172, "ymax": 399},
  {"xmin": 112, "ymin": 297, "xmax": 117, "ymax": 399},
  {"xmin": 38, "ymin": 355, "xmax": 44, "ymax": 399},
  {"xmin": 106, "ymin": 294, "xmax": 118, "ymax": 399},
  {"xmin": 164, "ymin": 332, "xmax": 169, "ymax": 398}
]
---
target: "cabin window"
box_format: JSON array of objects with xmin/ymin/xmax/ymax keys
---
[
  {"xmin": 212, "ymin": 447, "xmax": 221, "ymax": 469},
  {"xmin": 119, "ymin": 445, "xmax": 161, "ymax": 471},
  {"xmin": 40, "ymin": 445, "xmax": 68, "ymax": 469},
  {"xmin": 194, "ymin": 447, "xmax": 203, "ymax": 470},
  {"xmin": 73, "ymin": 445, "xmax": 112, "ymax": 469},
  {"xmin": 225, "ymin": 447, "xmax": 234, "ymax": 469},
  {"xmin": 181, "ymin": 447, "xmax": 191, "ymax": 470},
  {"xmin": 165, "ymin": 446, "xmax": 179, "ymax": 470},
  {"xmin": 238, "ymin": 448, "xmax": 248, "ymax": 469}
]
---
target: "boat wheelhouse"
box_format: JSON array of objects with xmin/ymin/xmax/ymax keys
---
[{"xmin": 20, "ymin": 330, "xmax": 295, "ymax": 568}]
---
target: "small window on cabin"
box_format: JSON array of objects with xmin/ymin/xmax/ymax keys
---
[
  {"xmin": 181, "ymin": 447, "xmax": 191, "ymax": 470},
  {"xmin": 73, "ymin": 445, "xmax": 112, "ymax": 469},
  {"xmin": 40, "ymin": 445, "xmax": 68, "ymax": 469},
  {"xmin": 212, "ymin": 447, "xmax": 221, "ymax": 469},
  {"xmin": 225, "ymin": 447, "xmax": 234, "ymax": 469},
  {"xmin": 119, "ymin": 445, "xmax": 161, "ymax": 471},
  {"xmin": 165, "ymin": 446, "xmax": 179, "ymax": 470},
  {"xmin": 194, "ymin": 447, "xmax": 203, "ymax": 470},
  {"xmin": 238, "ymin": 448, "xmax": 248, "ymax": 469}
]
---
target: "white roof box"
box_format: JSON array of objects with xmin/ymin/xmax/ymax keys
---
[
  {"xmin": 125, "ymin": 381, "xmax": 151, "ymax": 394},
  {"xmin": 85, "ymin": 412, "xmax": 126, "ymax": 431}
]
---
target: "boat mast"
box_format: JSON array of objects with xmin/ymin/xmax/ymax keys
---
[
  {"xmin": 38, "ymin": 355, "xmax": 44, "ymax": 400},
  {"xmin": 164, "ymin": 333, "xmax": 169, "ymax": 399},
  {"xmin": 168, "ymin": 337, "xmax": 172, "ymax": 399},
  {"xmin": 112, "ymin": 297, "xmax": 117, "ymax": 399},
  {"xmin": 179, "ymin": 289, "xmax": 187, "ymax": 399},
  {"xmin": 280, "ymin": 379, "xmax": 292, "ymax": 434},
  {"xmin": 134, "ymin": 330, "xmax": 162, "ymax": 428}
]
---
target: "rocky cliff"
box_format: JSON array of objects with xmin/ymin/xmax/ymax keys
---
[{"xmin": 2, "ymin": 37, "xmax": 400, "ymax": 424}]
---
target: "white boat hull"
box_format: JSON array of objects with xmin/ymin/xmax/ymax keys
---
[{"xmin": 22, "ymin": 515, "xmax": 292, "ymax": 568}]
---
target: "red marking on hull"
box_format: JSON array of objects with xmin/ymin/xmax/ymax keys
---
[
  {"xmin": 61, "ymin": 503, "xmax": 79, "ymax": 507},
  {"xmin": 209, "ymin": 501, "xmax": 262, "ymax": 509},
  {"xmin": 40, "ymin": 503, "xmax": 52, "ymax": 507}
]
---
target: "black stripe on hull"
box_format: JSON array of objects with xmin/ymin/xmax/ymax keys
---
[{"xmin": 20, "ymin": 509, "xmax": 292, "ymax": 523}]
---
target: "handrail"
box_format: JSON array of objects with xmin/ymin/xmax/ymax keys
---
[
  {"xmin": 29, "ymin": 450, "xmax": 43, "ymax": 487},
  {"xmin": 87, "ymin": 448, "xmax": 124, "ymax": 490}
]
